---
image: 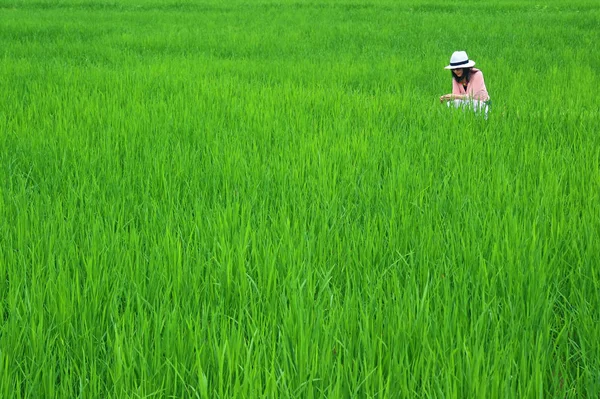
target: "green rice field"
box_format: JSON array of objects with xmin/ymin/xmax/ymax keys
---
[{"xmin": 1, "ymin": 0, "xmax": 599, "ymax": 397}]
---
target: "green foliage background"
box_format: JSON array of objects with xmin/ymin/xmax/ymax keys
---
[{"xmin": 1, "ymin": 0, "xmax": 599, "ymax": 397}]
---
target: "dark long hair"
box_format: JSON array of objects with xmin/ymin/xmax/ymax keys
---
[{"xmin": 452, "ymin": 68, "xmax": 472, "ymax": 84}]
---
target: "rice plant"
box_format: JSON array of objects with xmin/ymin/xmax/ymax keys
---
[{"xmin": 1, "ymin": 0, "xmax": 599, "ymax": 397}]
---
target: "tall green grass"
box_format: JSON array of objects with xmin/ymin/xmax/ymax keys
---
[{"xmin": 1, "ymin": 0, "xmax": 599, "ymax": 397}]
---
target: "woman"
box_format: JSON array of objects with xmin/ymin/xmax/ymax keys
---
[{"xmin": 440, "ymin": 51, "xmax": 490, "ymax": 116}]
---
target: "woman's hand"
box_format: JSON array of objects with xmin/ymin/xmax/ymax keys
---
[
  {"xmin": 440, "ymin": 94, "xmax": 453, "ymax": 103},
  {"xmin": 440, "ymin": 94, "xmax": 468, "ymax": 103}
]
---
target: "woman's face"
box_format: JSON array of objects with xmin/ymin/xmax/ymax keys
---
[{"xmin": 453, "ymin": 68, "xmax": 464, "ymax": 78}]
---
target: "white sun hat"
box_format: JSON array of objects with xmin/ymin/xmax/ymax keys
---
[{"xmin": 444, "ymin": 51, "xmax": 476, "ymax": 69}]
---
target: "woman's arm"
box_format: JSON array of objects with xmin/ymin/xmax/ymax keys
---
[
  {"xmin": 468, "ymin": 72, "xmax": 490, "ymax": 101},
  {"xmin": 440, "ymin": 93, "xmax": 469, "ymax": 103},
  {"xmin": 440, "ymin": 77, "xmax": 470, "ymax": 102}
]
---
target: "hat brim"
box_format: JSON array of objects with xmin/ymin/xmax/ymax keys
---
[{"xmin": 444, "ymin": 60, "xmax": 476, "ymax": 70}]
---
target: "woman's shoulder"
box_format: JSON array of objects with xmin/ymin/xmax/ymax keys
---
[{"xmin": 470, "ymin": 68, "xmax": 485, "ymax": 79}]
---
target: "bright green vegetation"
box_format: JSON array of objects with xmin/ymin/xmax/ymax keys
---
[{"xmin": 1, "ymin": 0, "xmax": 599, "ymax": 397}]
